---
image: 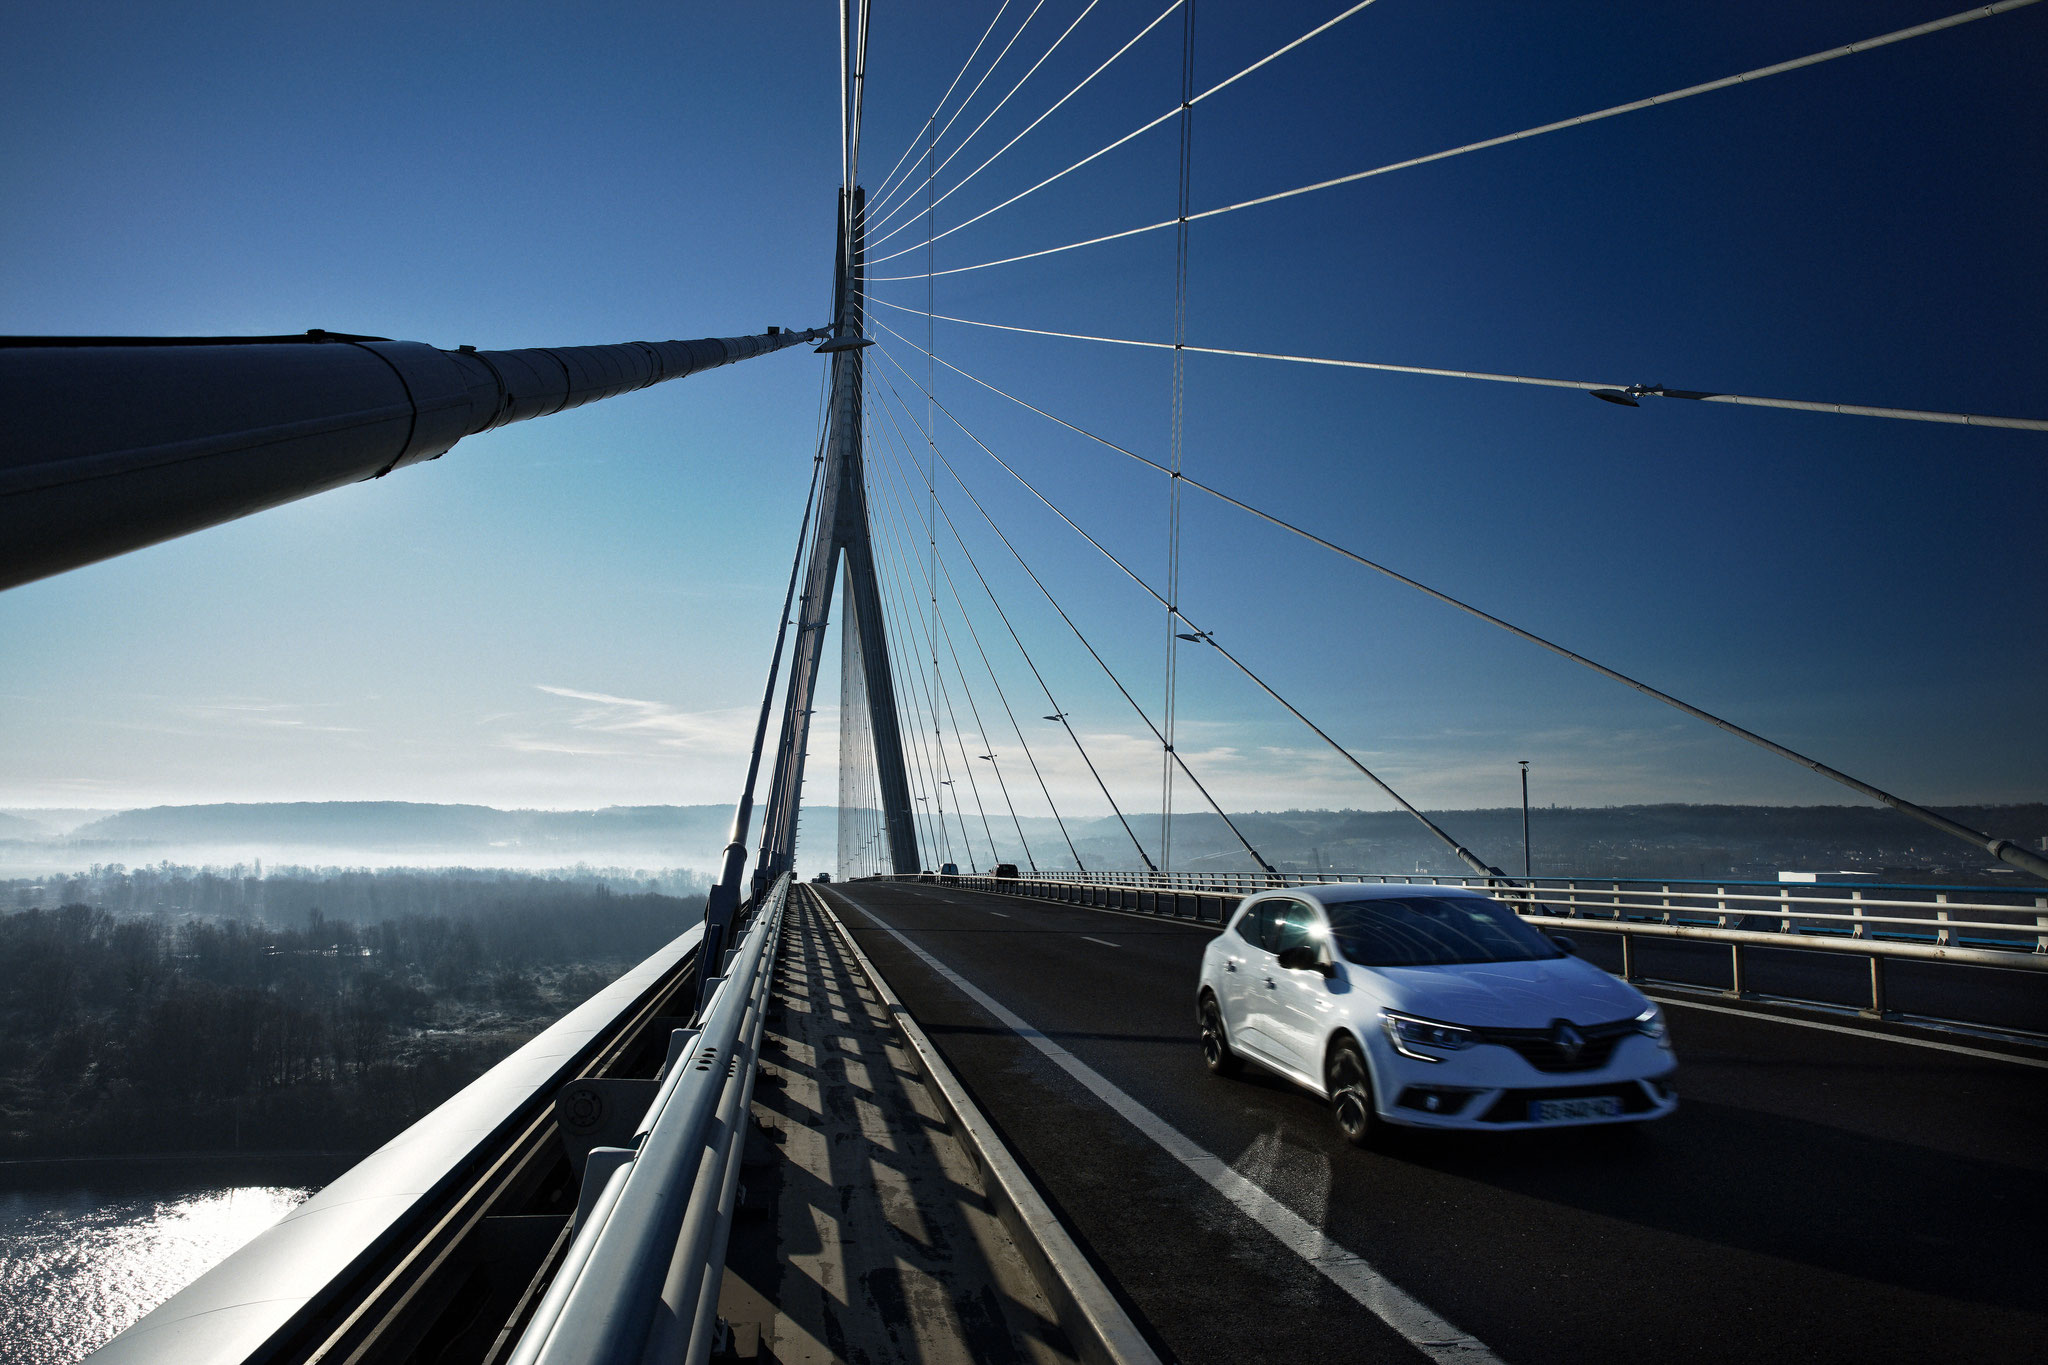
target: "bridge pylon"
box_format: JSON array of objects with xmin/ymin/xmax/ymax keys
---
[{"xmin": 756, "ymin": 187, "xmax": 920, "ymax": 884}]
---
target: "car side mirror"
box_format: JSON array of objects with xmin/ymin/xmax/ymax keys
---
[
  {"xmin": 1547, "ymin": 933, "xmax": 1579, "ymax": 957},
  {"xmin": 1277, "ymin": 944, "xmax": 1332, "ymax": 976}
]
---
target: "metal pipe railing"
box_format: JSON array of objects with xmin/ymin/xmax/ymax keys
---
[
  {"xmin": 508, "ymin": 873, "xmax": 790, "ymax": 1365},
  {"xmin": 889, "ymin": 870, "xmax": 2048, "ymax": 962}
]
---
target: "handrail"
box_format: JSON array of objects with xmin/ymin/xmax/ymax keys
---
[
  {"xmin": 882, "ymin": 870, "xmax": 2048, "ymax": 968},
  {"xmin": 887, "ymin": 869, "xmax": 2047, "ymax": 953},
  {"xmin": 507, "ymin": 872, "xmax": 790, "ymax": 1365}
]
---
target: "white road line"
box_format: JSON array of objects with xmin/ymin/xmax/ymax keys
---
[
  {"xmin": 1650, "ymin": 994, "xmax": 2048, "ymax": 1070},
  {"xmin": 1081, "ymin": 935, "xmax": 1119, "ymax": 948},
  {"xmin": 989, "ymin": 911, "xmax": 1011, "ymax": 917},
  {"xmin": 852, "ymin": 903, "xmax": 1503, "ymax": 1365}
]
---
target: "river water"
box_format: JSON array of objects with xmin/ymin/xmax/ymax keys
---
[{"xmin": 0, "ymin": 1157, "xmax": 350, "ymax": 1364}]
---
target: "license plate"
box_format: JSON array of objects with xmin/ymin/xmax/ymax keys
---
[{"xmin": 1531, "ymin": 1095, "xmax": 1622, "ymax": 1122}]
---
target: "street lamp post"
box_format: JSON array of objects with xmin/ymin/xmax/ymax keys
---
[{"xmin": 1518, "ymin": 760, "xmax": 1532, "ymax": 880}]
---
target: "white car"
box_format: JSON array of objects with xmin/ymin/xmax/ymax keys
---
[{"xmin": 1196, "ymin": 884, "xmax": 1676, "ymax": 1142}]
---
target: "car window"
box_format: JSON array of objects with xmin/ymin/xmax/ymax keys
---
[
  {"xmin": 1324, "ymin": 895, "xmax": 1563, "ymax": 967},
  {"xmin": 1259, "ymin": 899, "xmax": 1317, "ymax": 955},
  {"xmin": 1233, "ymin": 903, "xmax": 1261, "ymax": 944}
]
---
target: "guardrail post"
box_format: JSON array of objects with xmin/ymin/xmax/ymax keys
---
[
  {"xmin": 1661, "ymin": 884, "xmax": 1673, "ymax": 926},
  {"xmin": 1779, "ymin": 886, "xmax": 1792, "ymax": 934},
  {"xmin": 1716, "ymin": 886, "xmax": 1729, "ymax": 930},
  {"xmin": 1852, "ymin": 889, "xmax": 1865, "ymax": 939},
  {"xmin": 1937, "ymin": 893, "xmax": 1951, "ymax": 946},
  {"xmin": 1865, "ymin": 954, "xmax": 1889, "ymax": 1019},
  {"xmin": 1619, "ymin": 931, "xmax": 1635, "ymax": 982},
  {"xmin": 1727, "ymin": 942, "xmax": 1748, "ymax": 999},
  {"xmin": 2036, "ymin": 897, "xmax": 2047, "ymax": 953}
]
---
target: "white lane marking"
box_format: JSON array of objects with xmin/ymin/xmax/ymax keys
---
[
  {"xmin": 1650, "ymin": 994, "xmax": 2048, "ymax": 1070},
  {"xmin": 1081, "ymin": 936, "xmax": 1119, "ymax": 948},
  {"xmin": 989, "ymin": 911, "xmax": 1011, "ymax": 917},
  {"xmin": 852, "ymin": 902, "xmax": 1502, "ymax": 1365}
]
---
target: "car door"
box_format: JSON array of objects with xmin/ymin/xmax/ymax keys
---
[
  {"xmin": 1229, "ymin": 896, "xmax": 1288, "ymax": 1061},
  {"xmin": 1215, "ymin": 898, "xmax": 1265, "ymax": 1043},
  {"xmin": 1259, "ymin": 898, "xmax": 1330, "ymax": 1078}
]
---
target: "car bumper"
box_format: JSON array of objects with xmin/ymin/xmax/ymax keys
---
[{"xmin": 1365, "ymin": 1031, "xmax": 1679, "ymax": 1130}]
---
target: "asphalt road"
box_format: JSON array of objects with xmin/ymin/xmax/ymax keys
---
[{"xmin": 817, "ymin": 879, "xmax": 2048, "ymax": 1365}]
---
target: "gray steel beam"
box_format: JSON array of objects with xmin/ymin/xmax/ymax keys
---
[{"xmin": 0, "ymin": 325, "xmax": 826, "ymax": 591}]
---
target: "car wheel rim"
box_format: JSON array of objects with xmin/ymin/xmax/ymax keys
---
[
  {"xmin": 1201, "ymin": 1004, "xmax": 1224, "ymax": 1065},
  {"xmin": 1332, "ymin": 1053, "xmax": 1369, "ymax": 1138}
]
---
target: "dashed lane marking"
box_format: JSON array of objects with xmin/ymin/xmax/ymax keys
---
[
  {"xmin": 1081, "ymin": 936, "xmax": 1120, "ymax": 948},
  {"xmin": 849, "ymin": 900, "xmax": 1504, "ymax": 1365}
]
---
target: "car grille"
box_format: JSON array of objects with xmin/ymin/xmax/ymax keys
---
[{"xmin": 1472, "ymin": 1017, "xmax": 1638, "ymax": 1073}]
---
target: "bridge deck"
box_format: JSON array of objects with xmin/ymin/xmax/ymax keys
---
[
  {"xmin": 718, "ymin": 888, "xmax": 1080, "ymax": 1363},
  {"xmin": 819, "ymin": 879, "xmax": 2048, "ymax": 1365}
]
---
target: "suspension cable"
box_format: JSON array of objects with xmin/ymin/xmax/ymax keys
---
[
  {"xmin": 870, "ymin": 400, "xmax": 1059, "ymax": 871},
  {"xmin": 868, "ymin": 324, "xmax": 2048, "ymax": 882},
  {"xmin": 868, "ymin": 0, "xmax": 2044, "ymax": 282},
  {"xmin": 866, "ymin": 371, "xmax": 1112, "ymax": 870},
  {"xmin": 872, "ymin": 340, "xmax": 1491, "ymax": 875},
  {"xmin": 865, "ymin": 0, "xmax": 1185, "ymax": 255},
  {"xmin": 866, "ymin": 0, "xmax": 1068, "ymax": 225},
  {"xmin": 863, "ymin": 297, "xmax": 2048, "ymax": 432},
  {"xmin": 867, "ymin": 2, "xmax": 1104, "ymax": 237},
  {"xmin": 1162, "ymin": 0, "xmax": 1196, "ymax": 874},
  {"xmin": 866, "ymin": 0, "xmax": 1384, "ymax": 267},
  {"xmin": 873, "ymin": 509, "xmax": 956, "ymax": 869},
  {"xmin": 869, "ymin": 413, "xmax": 1030, "ymax": 869},
  {"xmin": 862, "ymin": 396, "xmax": 946, "ymax": 870},
  {"xmin": 871, "ymin": 364, "xmax": 1275, "ymax": 873},
  {"xmin": 867, "ymin": 1, "xmax": 1016, "ymax": 210},
  {"xmin": 867, "ymin": 433, "xmax": 1006, "ymax": 869}
]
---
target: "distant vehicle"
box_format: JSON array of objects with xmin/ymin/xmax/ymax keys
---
[
  {"xmin": 939, "ymin": 862, "xmax": 960, "ymax": 882},
  {"xmin": 992, "ymin": 863, "xmax": 1019, "ymax": 879},
  {"xmin": 1197, "ymin": 885, "xmax": 1675, "ymax": 1144},
  {"xmin": 811, "ymin": 872, "xmax": 832, "ymax": 884}
]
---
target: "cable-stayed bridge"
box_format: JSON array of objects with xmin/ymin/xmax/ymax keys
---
[{"xmin": 3, "ymin": 3, "xmax": 2044, "ymax": 1362}]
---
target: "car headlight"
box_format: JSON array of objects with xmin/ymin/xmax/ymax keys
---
[
  {"xmin": 1382, "ymin": 1010, "xmax": 1476, "ymax": 1061},
  {"xmin": 1635, "ymin": 1003, "xmax": 1670, "ymax": 1045}
]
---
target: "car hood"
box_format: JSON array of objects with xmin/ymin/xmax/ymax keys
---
[{"xmin": 1363, "ymin": 956, "xmax": 1644, "ymax": 1028}]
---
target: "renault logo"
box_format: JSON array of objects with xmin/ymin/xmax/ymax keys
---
[{"xmin": 1551, "ymin": 1020, "xmax": 1585, "ymax": 1065}]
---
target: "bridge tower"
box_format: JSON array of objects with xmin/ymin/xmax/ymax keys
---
[{"xmin": 756, "ymin": 187, "xmax": 921, "ymax": 883}]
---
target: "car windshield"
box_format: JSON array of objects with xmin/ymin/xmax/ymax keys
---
[{"xmin": 1323, "ymin": 895, "xmax": 1563, "ymax": 967}]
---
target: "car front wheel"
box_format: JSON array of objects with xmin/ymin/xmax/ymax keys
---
[
  {"xmin": 1199, "ymin": 993, "xmax": 1241, "ymax": 1077},
  {"xmin": 1327, "ymin": 1037, "xmax": 1377, "ymax": 1147}
]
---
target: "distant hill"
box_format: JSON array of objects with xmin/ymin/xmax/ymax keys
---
[
  {"xmin": 3, "ymin": 800, "xmax": 2043, "ymax": 884},
  {"xmin": 69, "ymin": 801, "xmax": 733, "ymax": 852}
]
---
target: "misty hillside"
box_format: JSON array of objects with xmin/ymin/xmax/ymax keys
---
[
  {"xmin": 3, "ymin": 800, "xmax": 2043, "ymax": 884},
  {"xmin": 68, "ymin": 802, "xmax": 735, "ymax": 851}
]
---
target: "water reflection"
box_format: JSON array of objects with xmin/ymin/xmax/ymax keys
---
[{"xmin": 0, "ymin": 1182, "xmax": 309, "ymax": 1364}]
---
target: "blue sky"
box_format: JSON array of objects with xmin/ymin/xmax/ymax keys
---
[{"xmin": 2, "ymin": 2, "xmax": 2043, "ymax": 855}]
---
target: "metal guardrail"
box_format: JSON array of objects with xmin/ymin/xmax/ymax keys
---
[
  {"xmin": 507, "ymin": 872, "xmax": 790, "ymax": 1365},
  {"xmin": 885, "ymin": 870, "xmax": 2047, "ymax": 1020}
]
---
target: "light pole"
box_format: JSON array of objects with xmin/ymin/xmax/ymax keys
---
[{"xmin": 1518, "ymin": 760, "xmax": 1531, "ymax": 880}]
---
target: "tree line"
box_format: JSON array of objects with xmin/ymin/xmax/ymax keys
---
[{"xmin": 0, "ymin": 869, "xmax": 703, "ymax": 1159}]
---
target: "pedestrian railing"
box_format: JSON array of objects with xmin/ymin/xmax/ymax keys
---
[
  {"xmin": 508, "ymin": 872, "xmax": 789, "ymax": 1365},
  {"xmin": 884, "ymin": 869, "xmax": 2047, "ymax": 1020}
]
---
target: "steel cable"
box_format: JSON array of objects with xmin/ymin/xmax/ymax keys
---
[
  {"xmin": 865, "ymin": 0, "xmax": 1385, "ymax": 267},
  {"xmin": 870, "ymin": 362, "xmax": 1274, "ymax": 873},
  {"xmin": 871, "ymin": 339, "xmax": 1493, "ymax": 875},
  {"xmin": 867, "ymin": 0, "xmax": 2043, "ymax": 282},
  {"xmin": 863, "ymin": 296, "xmax": 2048, "ymax": 432}
]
